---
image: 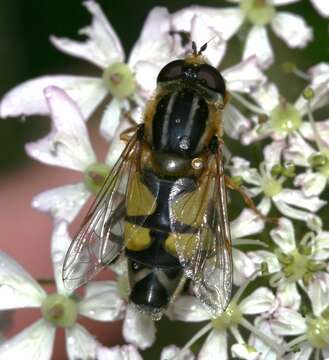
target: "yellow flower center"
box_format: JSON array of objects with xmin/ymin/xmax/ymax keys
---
[
  {"xmin": 270, "ymin": 102, "xmax": 302, "ymax": 135},
  {"xmin": 41, "ymin": 293, "xmax": 78, "ymax": 328},
  {"xmin": 307, "ymin": 316, "xmax": 329, "ymax": 349},
  {"xmin": 84, "ymin": 162, "xmax": 110, "ymax": 195},
  {"xmin": 262, "ymin": 177, "xmax": 282, "ymax": 197},
  {"xmin": 212, "ymin": 303, "xmax": 242, "ymax": 330},
  {"xmin": 102, "ymin": 62, "xmax": 136, "ymax": 98},
  {"xmin": 240, "ymin": 0, "xmax": 276, "ymax": 26}
]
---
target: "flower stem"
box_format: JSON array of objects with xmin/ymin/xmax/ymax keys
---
[
  {"xmin": 231, "ymin": 92, "xmax": 266, "ymax": 115},
  {"xmin": 240, "ymin": 317, "xmax": 287, "ymax": 356},
  {"xmin": 286, "ymin": 334, "xmax": 308, "ymax": 350},
  {"xmin": 233, "ymin": 239, "xmax": 268, "ymax": 247},
  {"xmin": 293, "ymin": 68, "xmax": 311, "ymax": 81},
  {"xmin": 306, "ymin": 102, "xmax": 326, "ymax": 152},
  {"xmin": 173, "ymin": 323, "xmax": 212, "ymax": 360}
]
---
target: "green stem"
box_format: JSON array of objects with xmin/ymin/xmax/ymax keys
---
[
  {"xmin": 173, "ymin": 323, "xmax": 212, "ymax": 360},
  {"xmin": 231, "ymin": 92, "xmax": 266, "ymax": 115}
]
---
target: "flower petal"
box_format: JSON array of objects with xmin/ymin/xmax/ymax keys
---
[
  {"xmin": 51, "ymin": 221, "xmax": 72, "ymax": 295},
  {"xmin": 65, "ymin": 324, "xmax": 102, "ymax": 360},
  {"xmin": 231, "ymin": 343, "xmax": 260, "ymax": 360},
  {"xmin": 299, "ymin": 118, "xmax": 329, "ymax": 148},
  {"xmin": 310, "ymin": 0, "xmax": 329, "ymax": 17},
  {"xmin": 100, "ymin": 98, "xmax": 124, "ymax": 141},
  {"xmin": 0, "ymin": 319, "xmax": 55, "ymax": 360},
  {"xmin": 134, "ymin": 61, "xmax": 160, "ymax": 99},
  {"xmin": 307, "ymin": 272, "xmax": 329, "ymax": 316},
  {"xmin": 271, "ymin": 308, "xmax": 306, "ymax": 336},
  {"xmin": 274, "ymin": 189, "xmax": 326, "ymax": 212},
  {"xmin": 294, "ymin": 171, "xmax": 327, "ymax": 197},
  {"xmin": 313, "ymin": 231, "xmax": 329, "ymax": 261},
  {"xmin": 223, "ymin": 104, "xmax": 251, "ymax": 140},
  {"xmin": 172, "ymin": 6, "xmax": 244, "ymax": 41},
  {"xmin": 97, "ymin": 345, "xmax": 142, "ymax": 360},
  {"xmin": 284, "ymin": 132, "xmax": 315, "ymax": 167},
  {"xmin": 277, "ymin": 282, "xmax": 301, "ymax": 310},
  {"xmin": 25, "ymin": 86, "xmax": 96, "ymax": 171},
  {"xmin": 79, "ymin": 281, "xmax": 125, "ymax": 321},
  {"xmin": 309, "ymin": 62, "xmax": 329, "ymax": 85},
  {"xmin": 249, "ymin": 318, "xmax": 284, "ymax": 360},
  {"xmin": 230, "ymin": 157, "xmax": 262, "ymax": 186},
  {"xmin": 167, "ymin": 295, "xmax": 210, "ymax": 322},
  {"xmin": 199, "ymin": 329, "xmax": 228, "ymax": 360},
  {"xmin": 252, "ymin": 82, "xmax": 280, "ymax": 113},
  {"xmin": 272, "ymin": 0, "xmax": 301, "ymax": 4},
  {"xmin": 270, "ymin": 218, "xmax": 296, "ymax": 253},
  {"xmin": 271, "ymin": 12, "xmax": 312, "ymax": 48},
  {"xmin": 231, "ymin": 208, "xmax": 265, "ymax": 240},
  {"xmin": 50, "ymin": 1, "xmax": 124, "ymax": 69},
  {"xmin": 161, "ymin": 345, "xmax": 195, "ymax": 360},
  {"xmin": 223, "ymin": 57, "xmax": 266, "ymax": 93},
  {"xmin": 32, "ymin": 182, "xmax": 90, "ymax": 223},
  {"xmin": 295, "ymin": 83, "xmax": 329, "ymax": 115},
  {"xmin": 248, "ymin": 250, "xmax": 281, "ymax": 274},
  {"xmin": 122, "ymin": 305, "xmax": 156, "ymax": 350},
  {"xmin": 263, "ymin": 140, "xmax": 285, "ymax": 172},
  {"xmin": 0, "ymin": 251, "xmax": 46, "ymax": 309},
  {"xmin": 239, "ymin": 287, "xmax": 275, "ymax": 315},
  {"xmin": 233, "ymin": 249, "xmax": 256, "ymax": 286},
  {"xmin": 274, "ymin": 198, "xmax": 323, "ymax": 224},
  {"xmin": 0, "ymin": 76, "xmax": 107, "ymax": 120},
  {"xmin": 243, "ymin": 26, "xmax": 273, "ymax": 69},
  {"xmin": 129, "ymin": 7, "xmax": 184, "ymax": 70},
  {"xmin": 190, "ymin": 16, "xmax": 226, "ymax": 67}
]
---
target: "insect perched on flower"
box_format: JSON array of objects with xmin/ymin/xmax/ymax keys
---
[{"xmin": 62, "ymin": 42, "xmax": 234, "ymax": 320}]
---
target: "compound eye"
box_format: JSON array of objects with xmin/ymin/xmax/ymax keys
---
[
  {"xmin": 157, "ymin": 60, "xmax": 184, "ymax": 83},
  {"xmin": 197, "ymin": 64, "xmax": 226, "ymax": 96}
]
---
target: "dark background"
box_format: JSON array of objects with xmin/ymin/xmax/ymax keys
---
[{"xmin": 0, "ymin": 1, "xmax": 328, "ymax": 359}]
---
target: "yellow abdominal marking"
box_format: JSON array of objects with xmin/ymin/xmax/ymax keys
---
[
  {"xmin": 165, "ymin": 233, "xmax": 203, "ymax": 259},
  {"xmin": 126, "ymin": 173, "xmax": 156, "ymax": 216},
  {"xmin": 125, "ymin": 223, "xmax": 152, "ymax": 251}
]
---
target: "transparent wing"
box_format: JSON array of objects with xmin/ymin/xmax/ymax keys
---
[
  {"xmin": 169, "ymin": 149, "xmax": 233, "ymax": 316},
  {"xmin": 63, "ymin": 126, "xmax": 144, "ymax": 290}
]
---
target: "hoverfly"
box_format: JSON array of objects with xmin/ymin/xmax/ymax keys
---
[{"xmin": 62, "ymin": 42, "xmax": 233, "ymax": 319}]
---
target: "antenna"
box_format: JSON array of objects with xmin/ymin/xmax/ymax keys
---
[{"xmin": 191, "ymin": 36, "xmax": 217, "ymax": 56}]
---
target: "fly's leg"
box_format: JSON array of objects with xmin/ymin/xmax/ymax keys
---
[
  {"xmin": 224, "ymin": 175, "xmax": 278, "ymax": 225},
  {"xmin": 120, "ymin": 111, "xmax": 140, "ymax": 142}
]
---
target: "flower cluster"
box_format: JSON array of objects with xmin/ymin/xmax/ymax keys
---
[{"xmin": 0, "ymin": 0, "xmax": 329, "ymax": 359}]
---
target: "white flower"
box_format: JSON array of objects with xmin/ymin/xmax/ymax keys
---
[
  {"xmin": 160, "ymin": 345, "xmax": 195, "ymax": 360},
  {"xmin": 231, "ymin": 285, "xmax": 304, "ymax": 360},
  {"xmin": 172, "ymin": 1, "xmax": 313, "ymax": 69},
  {"xmin": 27, "ymin": 85, "xmax": 123, "ymax": 224},
  {"xmin": 168, "ymin": 283, "xmax": 288, "ymax": 359},
  {"xmin": 0, "ymin": 222, "xmax": 125, "ymax": 360},
  {"xmin": 0, "ymin": 2, "xmax": 184, "ymax": 140},
  {"xmin": 97, "ymin": 344, "xmax": 142, "ymax": 360},
  {"xmin": 309, "ymin": 0, "xmax": 329, "ymax": 17},
  {"xmin": 241, "ymin": 82, "xmax": 329, "ymax": 145},
  {"xmin": 284, "ymin": 130, "xmax": 329, "ymax": 197},
  {"xmin": 230, "ymin": 206, "xmax": 269, "ymax": 285},
  {"xmin": 249, "ymin": 218, "xmax": 328, "ymax": 303},
  {"xmin": 230, "ymin": 142, "xmax": 326, "ymax": 224},
  {"xmin": 250, "ymin": 273, "xmax": 329, "ymax": 360}
]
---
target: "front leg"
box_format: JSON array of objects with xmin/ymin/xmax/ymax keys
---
[{"xmin": 224, "ymin": 175, "xmax": 278, "ymax": 225}]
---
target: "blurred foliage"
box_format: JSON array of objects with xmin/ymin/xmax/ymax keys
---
[{"xmin": 0, "ymin": 1, "xmax": 328, "ymax": 358}]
